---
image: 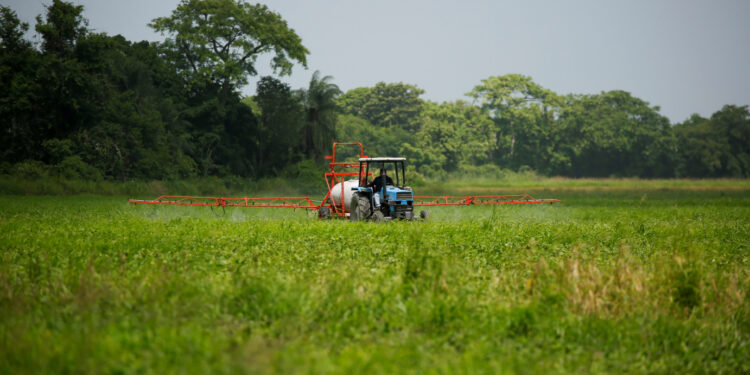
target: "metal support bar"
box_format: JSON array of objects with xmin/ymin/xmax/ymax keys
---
[
  {"xmin": 128, "ymin": 195, "xmax": 317, "ymax": 209},
  {"xmin": 413, "ymin": 194, "xmax": 560, "ymax": 206}
]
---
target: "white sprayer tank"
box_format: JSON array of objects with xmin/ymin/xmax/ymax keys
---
[{"xmin": 330, "ymin": 179, "xmax": 360, "ymax": 212}]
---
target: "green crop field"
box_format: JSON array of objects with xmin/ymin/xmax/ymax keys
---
[{"xmin": 1, "ymin": 181, "xmax": 748, "ymax": 374}]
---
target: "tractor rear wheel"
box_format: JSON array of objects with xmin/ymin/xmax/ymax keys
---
[{"xmin": 349, "ymin": 193, "xmax": 372, "ymax": 222}]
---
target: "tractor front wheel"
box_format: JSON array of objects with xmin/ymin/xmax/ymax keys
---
[
  {"xmin": 318, "ymin": 206, "xmax": 331, "ymax": 219},
  {"xmin": 420, "ymin": 210, "xmax": 430, "ymax": 220},
  {"xmin": 349, "ymin": 193, "xmax": 372, "ymax": 222}
]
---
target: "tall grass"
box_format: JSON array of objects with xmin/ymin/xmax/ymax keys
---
[{"xmin": 0, "ymin": 189, "xmax": 748, "ymax": 373}]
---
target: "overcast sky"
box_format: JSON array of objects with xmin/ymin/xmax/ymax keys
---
[{"xmin": 4, "ymin": 0, "xmax": 749, "ymax": 123}]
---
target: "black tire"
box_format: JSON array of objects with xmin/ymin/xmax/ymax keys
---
[
  {"xmin": 318, "ymin": 206, "xmax": 331, "ymax": 219},
  {"xmin": 349, "ymin": 193, "xmax": 372, "ymax": 222},
  {"xmin": 372, "ymin": 210, "xmax": 385, "ymax": 223},
  {"xmin": 349, "ymin": 194, "xmax": 358, "ymax": 221},
  {"xmin": 420, "ymin": 210, "xmax": 429, "ymax": 220}
]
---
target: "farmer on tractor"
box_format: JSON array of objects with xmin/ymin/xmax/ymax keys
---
[
  {"xmin": 349, "ymin": 157, "xmax": 417, "ymax": 222},
  {"xmin": 367, "ymin": 168, "xmax": 393, "ymax": 207}
]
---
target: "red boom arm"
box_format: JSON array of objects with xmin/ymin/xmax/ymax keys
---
[
  {"xmin": 413, "ymin": 194, "xmax": 560, "ymax": 206},
  {"xmin": 128, "ymin": 143, "xmax": 560, "ymax": 213},
  {"xmin": 128, "ymin": 195, "xmax": 316, "ymax": 209}
]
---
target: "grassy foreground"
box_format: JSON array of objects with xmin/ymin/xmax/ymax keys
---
[{"xmin": 0, "ymin": 183, "xmax": 748, "ymax": 373}]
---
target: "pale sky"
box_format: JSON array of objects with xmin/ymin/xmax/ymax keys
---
[{"xmin": 3, "ymin": 0, "xmax": 749, "ymax": 123}]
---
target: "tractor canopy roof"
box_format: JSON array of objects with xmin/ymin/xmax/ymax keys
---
[{"xmin": 359, "ymin": 157, "xmax": 406, "ymax": 162}]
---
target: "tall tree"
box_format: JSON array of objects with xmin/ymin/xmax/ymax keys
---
[
  {"xmin": 34, "ymin": 0, "xmax": 87, "ymax": 56},
  {"xmin": 0, "ymin": 6, "xmax": 30, "ymax": 52},
  {"xmin": 337, "ymin": 82, "xmax": 424, "ymax": 131},
  {"xmin": 252, "ymin": 76, "xmax": 304, "ymax": 174},
  {"xmin": 31, "ymin": 0, "xmax": 96, "ymax": 149},
  {"xmin": 710, "ymin": 105, "xmax": 750, "ymax": 176},
  {"xmin": 557, "ymin": 91, "xmax": 675, "ymax": 177},
  {"xmin": 674, "ymin": 105, "xmax": 750, "ymax": 177},
  {"xmin": 335, "ymin": 87, "xmax": 370, "ymax": 118},
  {"xmin": 468, "ymin": 74, "xmax": 562, "ymax": 170},
  {"xmin": 150, "ymin": 0, "xmax": 308, "ymax": 95},
  {"xmin": 673, "ymin": 114, "xmax": 724, "ymax": 177},
  {"xmin": 417, "ymin": 101, "xmax": 494, "ymax": 172},
  {"xmin": 0, "ymin": 6, "xmax": 39, "ymax": 163},
  {"xmin": 300, "ymin": 70, "xmax": 341, "ymax": 160}
]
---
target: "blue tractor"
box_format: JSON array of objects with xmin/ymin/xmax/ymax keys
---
[{"xmin": 349, "ymin": 157, "xmax": 428, "ymax": 222}]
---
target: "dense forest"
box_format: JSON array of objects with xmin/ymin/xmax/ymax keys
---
[{"xmin": 1, "ymin": 0, "xmax": 749, "ymax": 182}]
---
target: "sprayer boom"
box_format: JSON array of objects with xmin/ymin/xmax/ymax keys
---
[{"xmin": 128, "ymin": 142, "xmax": 560, "ymax": 218}]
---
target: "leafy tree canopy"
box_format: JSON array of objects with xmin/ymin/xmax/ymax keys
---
[
  {"xmin": 557, "ymin": 90, "xmax": 675, "ymax": 177},
  {"xmin": 674, "ymin": 105, "xmax": 750, "ymax": 177},
  {"xmin": 0, "ymin": 6, "xmax": 30, "ymax": 52},
  {"xmin": 2, "ymin": 1, "xmax": 749, "ymax": 181},
  {"xmin": 150, "ymin": 0, "xmax": 309, "ymax": 93},
  {"xmin": 34, "ymin": 0, "xmax": 87, "ymax": 56},
  {"xmin": 469, "ymin": 74, "xmax": 560, "ymax": 112},
  {"xmin": 337, "ymin": 82, "xmax": 424, "ymax": 131},
  {"xmin": 252, "ymin": 76, "xmax": 304, "ymax": 174},
  {"xmin": 300, "ymin": 70, "xmax": 341, "ymax": 160}
]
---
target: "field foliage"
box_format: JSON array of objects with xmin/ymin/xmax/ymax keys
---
[{"xmin": 0, "ymin": 181, "xmax": 748, "ymax": 374}]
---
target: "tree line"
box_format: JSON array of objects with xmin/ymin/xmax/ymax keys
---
[{"xmin": 1, "ymin": 0, "xmax": 748, "ymax": 182}]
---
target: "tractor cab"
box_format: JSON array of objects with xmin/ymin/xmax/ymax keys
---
[{"xmin": 350, "ymin": 157, "xmax": 415, "ymax": 221}]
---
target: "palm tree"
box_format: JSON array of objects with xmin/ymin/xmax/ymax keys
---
[{"xmin": 301, "ymin": 71, "xmax": 341, "ymax": 160}]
